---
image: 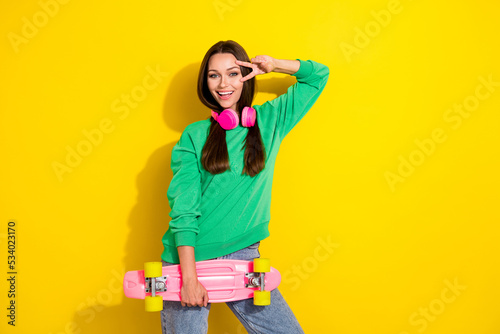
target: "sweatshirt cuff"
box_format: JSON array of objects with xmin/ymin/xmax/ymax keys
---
[
  {"xmin": 174, "ymin": 231, "xmax": 197, "ymax": 247},
  {"xmin": 292, "ymin": 59, "xmax": 313, "ymax": 79}
]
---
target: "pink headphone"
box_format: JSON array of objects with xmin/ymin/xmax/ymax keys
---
[{"xmin": 211, "ymin": 106, "xmax": 256, "ymax": 130}]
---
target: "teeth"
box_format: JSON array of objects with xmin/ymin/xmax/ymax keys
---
[{"xmin": 219, "ymin": 91, "xmax": 233, "ymax": 96}]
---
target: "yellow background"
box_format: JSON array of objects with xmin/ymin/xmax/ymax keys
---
[{"xmin": 1, "ymin": 0, "xmax": 499, "ymax": 333}]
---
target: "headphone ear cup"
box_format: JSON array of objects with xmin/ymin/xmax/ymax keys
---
[
  {"xmin": 241, "ymin": 106, "xmax": 256, "ymax": 127},
  {"xmin": 216, "ymin": 109, "xmax": 239, "ymax": 130}
]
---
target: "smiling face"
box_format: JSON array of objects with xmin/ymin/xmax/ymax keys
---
[{"xmin": 207, "ymin": 53, "xmax": 244, "ymax": 113}]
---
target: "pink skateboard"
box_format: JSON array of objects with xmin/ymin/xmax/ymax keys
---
[{"xmin": 123, "ymin": 258, "xmax": 281, "ymax": 311}]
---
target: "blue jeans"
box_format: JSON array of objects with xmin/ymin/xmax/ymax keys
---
[{"xmin": 160, "ymin": 242, "xmax": 304, "ymax": 334}]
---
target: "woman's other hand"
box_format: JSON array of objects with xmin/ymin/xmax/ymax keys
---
[
  {"xmin": 180, "ymin": 277, "xmax": 209, "ymax": 307},
  {"xmin": 177, "ymin": 245, "xmax": 209, "ymax": 307}
]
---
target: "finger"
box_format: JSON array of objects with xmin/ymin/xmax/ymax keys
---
[
  {"xmin": 240, "ymin": 71, "xmax": 256, "ymax": 82},
  {"xmin": 251, "ymin": 58, "xmax": 264, "ymax": 63},
  {"xmin": 203, "ymin": 292, "xmax": 208, "ymax": 307},
  {"xmin": 235, "ymin": 60, "xmax": 253, "ymax": 68}
]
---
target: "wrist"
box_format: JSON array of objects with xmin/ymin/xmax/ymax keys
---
[
  {"xmin": 182, "ymin": 275, "xmax": 198, "ymax": 284},
  {"xmin": 273, "ymin": 59, "xmax": 300, "ymax": 75},
  {"xmin": 180, "ymin": 264, "xmax": 198, "ymax": 283}
]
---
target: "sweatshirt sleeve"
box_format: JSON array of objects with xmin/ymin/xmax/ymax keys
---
[
  {"xmin": 267, "ymin": 59, "xmax": 330, "ymax": 139},
  {"xmin": 166, "ymin": 129, "xmax": 202, "ymax": 248}
]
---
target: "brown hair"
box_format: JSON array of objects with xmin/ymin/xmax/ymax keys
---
[{"xmin": 197, "ymin": 40, "xmax": 266, "ymax": 177}]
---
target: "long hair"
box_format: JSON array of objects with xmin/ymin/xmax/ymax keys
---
[{"xmin": 197, "ymin": 40, "xmax": 266, "ymax": 177}]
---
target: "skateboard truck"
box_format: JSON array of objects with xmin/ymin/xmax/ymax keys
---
[
  {"xmin": 145, "ymin": 276, "xmax": 168, "ymax": 294},
  {"xmin": 245, "ymin": 272, "xmax": 266, "ymax": 291}
]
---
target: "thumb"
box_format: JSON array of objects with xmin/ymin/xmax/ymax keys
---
[{"xmin": 203, "ymin": 291, "xmax": 209, "ymax": 307}]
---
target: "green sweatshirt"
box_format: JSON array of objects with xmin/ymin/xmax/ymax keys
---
[{"xmin": 161, "ymin": 59, "xmax": 330, "ymax": 263}]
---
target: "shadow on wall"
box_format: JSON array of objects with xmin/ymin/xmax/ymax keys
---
[{"xmin": 72, "ymin": 62, "xmax": 295, "ymax": 334}]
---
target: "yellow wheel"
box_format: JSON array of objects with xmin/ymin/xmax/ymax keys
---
[
  {"xmin": 253, "ymin": 290, "xmax": 271, "ymax": 306},
  {"xmin": 144, "ymin": 262, "xmax": 162, "ymax": 277},
  {"xmin": 253, "ymin": 258, "xmax": 270, "ymax": 272},
  {"xmin": 145, "ymin": 295, "xmax": 163, "ymax": 312}
]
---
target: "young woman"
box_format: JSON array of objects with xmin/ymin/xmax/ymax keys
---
[{"xmin": 160, "ymin": 40, "xmax": 329, "ymax": 333}]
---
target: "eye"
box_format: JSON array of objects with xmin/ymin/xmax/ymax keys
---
[
  {"xmin": 230, "ymin": 72, "xmax": 239, "ymax": 76},
  {"xmin": 208, "ymin": 74, "xmax": 218, "ymax": 78}
]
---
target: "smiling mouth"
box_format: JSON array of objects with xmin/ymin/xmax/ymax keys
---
[{"xmin": 217, "ymin": 91, "xmax": 233, "ymax": 96}]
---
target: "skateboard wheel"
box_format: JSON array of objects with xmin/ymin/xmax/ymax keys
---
[
  {"xmin": 144, "ymin": 262, "xmax": 162, "ymax": 277},
  {"xmin": 145, "ymin": 295, "xmax": 163, "ymax": 312},
  {"xmin": 253, "ymin": 290, "xmax": 271, "ymax": 306},
  {"xmin": 253, "ymin": 258, "xmax": 270, "ymax": 272}
]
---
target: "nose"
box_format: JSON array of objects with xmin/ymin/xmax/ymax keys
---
[{"xmin": 219, "ymin": 74, "xmax": 229, "ymax": 88}]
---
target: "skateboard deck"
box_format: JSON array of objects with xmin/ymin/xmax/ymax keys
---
[{"xmin": 123, "ymin": 258, "xmax": 281, "ymax": 311}]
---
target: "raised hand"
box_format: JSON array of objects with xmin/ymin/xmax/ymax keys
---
[{"xmin": 236, "ymin": 55, "xmax": 277, "ymax": 82}]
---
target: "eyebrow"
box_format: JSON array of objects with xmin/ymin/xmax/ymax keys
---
[{"xmin": 208, "ymin": 66, "xmax": 240, "ymax": 73}]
